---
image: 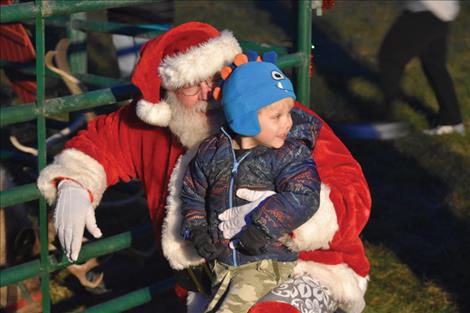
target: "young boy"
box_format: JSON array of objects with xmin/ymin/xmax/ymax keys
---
[{"xmin": 180, "ymin": 53, "xmax": 321, "ymax": 313}]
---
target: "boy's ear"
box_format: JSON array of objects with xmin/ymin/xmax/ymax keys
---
[{"xmin": 262, "ymin": 51, "xmax": 277, "ymax": 64}]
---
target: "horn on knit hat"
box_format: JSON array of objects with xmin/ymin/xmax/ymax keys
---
[{"xmin": 131, "ymin": 22, "xmax": 242, "ymax": 126}]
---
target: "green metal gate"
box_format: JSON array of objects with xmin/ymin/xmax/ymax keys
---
[{"xmin": 0, "ymin": 1, "xmax": 313, "ymax": 311}]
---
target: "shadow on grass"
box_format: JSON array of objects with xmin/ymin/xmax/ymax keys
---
[
  {"xmin": 347, "ymin": 138, "xmax": 470, "ymax": 312},
  {"xmin": 311, "ymin": 25, "xmax": 436, "ymax": 123}
]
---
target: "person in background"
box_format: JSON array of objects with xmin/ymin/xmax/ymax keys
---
[{"xmin": 378, "ymin": 0, "xmax": 464, "ymax": 135}]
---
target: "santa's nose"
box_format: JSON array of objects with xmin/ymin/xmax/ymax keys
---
[{"xmin": 199, "ymin": 81, "xmax": 212, "ymax": 101}]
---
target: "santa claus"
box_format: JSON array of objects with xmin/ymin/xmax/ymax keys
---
[{"xmin": 37, "ymin": 22, "xmax": 371, "ymax": 313}]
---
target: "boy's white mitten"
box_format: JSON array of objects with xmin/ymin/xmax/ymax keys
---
[
  {"xmin": 55, "ymin": 180, "xmax": 102, "ymax": 261},
  {"xmin": 218, "ymin": 189, "xmax": 275, "ymax": 239}
]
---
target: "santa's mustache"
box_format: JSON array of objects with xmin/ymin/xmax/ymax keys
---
[{"xmin": 192, "ymin": 99, "xmax": 221, "ymax": 114}]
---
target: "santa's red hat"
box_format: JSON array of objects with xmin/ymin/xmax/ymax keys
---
[{"xmin": 132, "ymin": 21, "xmax": 242, "ymax": 126}]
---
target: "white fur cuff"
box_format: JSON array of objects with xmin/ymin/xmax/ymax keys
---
[{"xmin": 37, "ymin": 148, "xmax": 107, "ymax": 208}]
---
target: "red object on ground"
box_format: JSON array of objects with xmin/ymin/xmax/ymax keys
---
[
  {"xmin": 0, "ymin": 0, "xmax": 37, "ymax": 103},
  {"xmin": 174, "ymin": 282, "xmax": 189, "ymax": 299}
]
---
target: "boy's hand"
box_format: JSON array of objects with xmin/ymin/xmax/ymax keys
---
[
  {"xmin": 237, "ymin": 224, "xmax": 269, "ymax": 256},
  {"xmin": 218, "ymin": 189, "xmax": 275, "ymax": 239},
  {"xmin": 191, "ymin": 228, "xmax": 224, "ymax": 260}
]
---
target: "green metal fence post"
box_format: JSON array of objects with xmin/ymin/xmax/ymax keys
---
[
  {"xmin": 34, "ymin": 0, "xmax": 50, "ymax": 311},
  {"xmin": 297, "ymin": 0, "xmax": 313, "ymax": 107},
  {"xmin": 68, "ymin": 12, "xmax": 87, "ymax": 74}
]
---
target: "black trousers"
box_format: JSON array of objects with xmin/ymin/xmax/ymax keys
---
[{"xmin": 378, "ymin": 11, "xmax": 462, "ymax": 125}]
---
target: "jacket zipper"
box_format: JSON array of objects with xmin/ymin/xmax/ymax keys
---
[{"xmin": 221, "ymin": 128, "xmax": 251, "ymax": 266}]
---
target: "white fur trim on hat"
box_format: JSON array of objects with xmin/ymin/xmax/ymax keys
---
[
  {"xmin": 162, "ymin": 148, "xmax": 206, "ymax": 270},
  {"xmin": 159, "ymin": 30, "xmax": 242, "ymax": 89},
  {"xmin": 294, "ymin": 261, "xmax": 368, "ymax": 313},
  {"xmin": 136, "ymin": 98, "xmax": 172, "ymax": 127},
  {"xmin": 37, "ymin": 148, "xmax": 107, "ymax": 208},
  {"xmin": 279, "ymin": 183, "xmax": 339, "ymax": 251}
]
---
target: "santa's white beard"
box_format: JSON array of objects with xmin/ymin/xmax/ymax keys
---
[{"xmin": 166, "ymin": 92, "xmax": 225, "ymax": 149}]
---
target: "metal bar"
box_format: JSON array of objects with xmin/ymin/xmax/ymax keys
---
[
  {"xmin": 34, "ymin": 1, "xmax": 51, "ymax": 310},
  {"xmin": 0, "ymin": 0, "xmax": 155, "ymax": 24},
  {"xmin": 83, "ymin": 278, "xmax": 175, "ymax": 313},
  {"xmin": 0, "ymin": 2, "xmax": 38, "ymax": 23},
  {"xmin": 0, "ymin": 224, "xmax": 152, "ymax": 287},
  {"xmin": 0, "ymin": 59, "xmax": 66, "ymax": 84},
  {"xmin": 41, "ymin": 84, "xmax": 139, "ymax": 115},
  {"xmin": 296, "ymin": 0, "xmax": 313, "ymax": 107},
  {"xmin": 277, "ymin": 52, "xmax": 307, "ymax": 69},
  {"xmin": 0, "ymin": 104, "xmax": 37, "ymax": 128},
  {"xmin": 0, "ymin": 84, "xmax": 139, "ymax": 127},
  {"xmin": 0, "ymin": 61, "xmax": 127, "ymax": 87},
  {"xmin": 0, "ymin": 150, "xmax": 36, "ymax": 163},
  {"xmin": 74, "ymin": 73, "xmax": 128, "ymax": 88},
  {"xmin": 0, "ymin": 184, "xmax": 41, "ymax": 208},
  {"xmin": 0, "ymin": 59, "xmax": 35, "ymax": 70},
  {"xmin": 68, "ymin": 13, "xmax": 87, "ymax": 74},
  {"xmin": 239, "ymin": 39, "xmax": 289, "ymax": 56},
  {"xmin": 0, "ymin": 258, "xmax": 42, "ymax": 288}
]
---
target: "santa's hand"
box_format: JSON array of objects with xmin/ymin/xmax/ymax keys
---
[
  {"xmin": 218, "ymin": 189, "xmax": 275, "ymax": 239},
  {"xmin": 54, "ymin": 180, "xmax": 102, "ymax": 262}
]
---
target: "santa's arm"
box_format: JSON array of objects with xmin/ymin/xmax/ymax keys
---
[
  {"xmin": 37, "ymin": 103, "xmax": 142, "ymax": 208},
  {"xmin": 313, "ymin": 114, "xmax": 371, "ymax": 248},
  {"xmin": 293, "ymin": 102, "xmax": 371, "ymax": 284}
]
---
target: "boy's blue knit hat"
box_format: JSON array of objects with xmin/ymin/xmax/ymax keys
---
[{"xmin": 218, "ymin": 51, "xmax": 296, "ymax": 136}]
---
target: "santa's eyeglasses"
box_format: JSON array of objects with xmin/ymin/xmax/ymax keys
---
[{"xmin": 177, "ymin": 76, "xmax": 221, "ymax": 96}]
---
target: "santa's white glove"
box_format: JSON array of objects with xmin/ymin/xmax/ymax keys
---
[
  {"xmin": 218, "ymin": 189, "xmax": 275, "ymax": 239},
  {"xmin": 55, "ymin": 180, "xmax": 102, "ymax": 262}
]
